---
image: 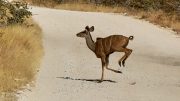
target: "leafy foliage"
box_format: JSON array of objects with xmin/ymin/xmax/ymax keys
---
[{"xmin": 0, "ymin": 0, "xmax": 32, "ymax": 25}]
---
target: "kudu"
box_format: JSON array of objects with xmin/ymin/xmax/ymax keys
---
[{"xmin": 76, "ymin": 26, "xmax": 133, "ymax": 82}]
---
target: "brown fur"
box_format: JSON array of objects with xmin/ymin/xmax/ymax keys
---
[
  {"xmin": 77, "ymin": 26, "xmax": 133, "ymax": 82},
  {"xmin": 95, "ymin": 35, "xmax": 130, "ymax": 58}
]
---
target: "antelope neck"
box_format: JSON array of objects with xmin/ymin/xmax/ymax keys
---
[{"xmin": 85, "ymin": 32, "xmax": 95, "ymax": 52}]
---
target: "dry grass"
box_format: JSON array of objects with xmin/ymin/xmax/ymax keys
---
[
  {"xmin": 55, "ymin": 3, "xmax": 127, "ymax": 13},
  {"xmin": 135, "ymin": 10, "xmax": 180, "ymax": 33},
  {"xmin": 0, "ymin": 18, "xmax": 43, "ymax": 99},
  {"xmin": 54, "ymin": 3, "xmax": 180, "ymax": 34}
]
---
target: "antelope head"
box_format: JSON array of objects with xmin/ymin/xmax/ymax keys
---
[{"xmin": 76, "ymin": 26, "xmax": 94, "ymax": 38}]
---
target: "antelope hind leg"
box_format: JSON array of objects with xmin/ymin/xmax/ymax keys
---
[{"xmin": 122, "ymin": 49, "xmax": 132, "ymax": 67}]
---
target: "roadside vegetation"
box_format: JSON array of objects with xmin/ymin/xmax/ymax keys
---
[
  {"xmin": 0, "ymin": 0, "xmax": 43, "ymax": 100},
  {"xmin": 26, "ymin": 0, "xmax": 180, "ymax": 34}
]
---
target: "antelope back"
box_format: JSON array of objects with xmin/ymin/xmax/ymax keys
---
[{"xmin": 95, "ymin": 35, "xmax": 129, "ymax": 57}]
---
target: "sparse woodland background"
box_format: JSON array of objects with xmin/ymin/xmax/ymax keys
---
[
  {"xmin": 26, "ymin": 0, "xmax": 180, "ymax": 33},
  {"xmin": 26, "ymin": 0, "xmax": 180, "ymax": 13}
]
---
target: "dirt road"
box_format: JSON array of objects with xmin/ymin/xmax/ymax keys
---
[{"xmin": 18, "ymin": 7, "xmax": 180, "ymax": 101}]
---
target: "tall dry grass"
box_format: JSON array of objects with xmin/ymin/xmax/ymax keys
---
[
  {"xmin": 0, "ymin": 18, "xmax": 43, "ymax": 99},
  {"xmin": 54, "ymin": 3, "xmax": 180, "ymax": 34}
]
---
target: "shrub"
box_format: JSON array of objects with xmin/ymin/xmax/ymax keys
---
[{"xmin": 0, "ymin": 0, "xmax": 32, "ymax": 25}]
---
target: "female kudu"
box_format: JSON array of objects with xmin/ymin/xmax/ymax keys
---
[{"xmin": 76, "ymin": 26, "xmax": 133, "ymax": 82}]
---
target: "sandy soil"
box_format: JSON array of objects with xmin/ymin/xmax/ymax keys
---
[{"xmin": 18, "ymin": 7, "xmax": 180, "ymax": 101}]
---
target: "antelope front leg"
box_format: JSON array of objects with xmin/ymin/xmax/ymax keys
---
[{"xmin": 99, "ymin": 57, "xmax": 106, "ymax": 83}]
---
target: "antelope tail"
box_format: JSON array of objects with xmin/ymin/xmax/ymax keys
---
[{"xmin": 129, "ymin": 36, "xmax": 134, "ymax": 40}]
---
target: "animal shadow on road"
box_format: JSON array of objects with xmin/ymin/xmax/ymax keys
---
[{"xmin": 56, "ymin": 77, "xmax": 117, "ymax": 83}]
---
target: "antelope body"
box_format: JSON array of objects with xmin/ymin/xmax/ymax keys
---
[{"xmin": 77, "ymin": 26, "xmax": 133, "ymax": 82}]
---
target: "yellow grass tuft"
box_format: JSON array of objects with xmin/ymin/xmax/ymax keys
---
[{"xmin": 0, "ymin": 19, "xmax": 43, "ymax": 99}]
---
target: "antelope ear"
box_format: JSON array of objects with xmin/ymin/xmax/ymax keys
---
[
  {"xmin": 89, "ymin": 26, "xmax": 94, "ymax": 32},
  {"xmin": 85, "ymin": 26, "xmax": 90, "ymax": 31}
]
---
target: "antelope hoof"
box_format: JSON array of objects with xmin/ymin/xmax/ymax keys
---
[{"xmin": 118, "ymin": 61, "xmax": 122, "ymax": 67}]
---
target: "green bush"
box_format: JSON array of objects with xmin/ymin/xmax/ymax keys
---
[{"xmin": 0, "ymin": 0, "xmax": 32, "ymax": 25}]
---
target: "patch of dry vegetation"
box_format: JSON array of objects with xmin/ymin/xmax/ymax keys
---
[
  {"xmin": 0, "ymin": 18, "xmax": 43, "ymax": 96},
  {"xmin": 135, "ymin": 10, "xmax": 180, "ymax": 33},
  {"xmin": 54, "ymin": 3, "xmax": 127, "ymax": 12},
  {"xmin": 54, "ymin": 3, "xmax": 180, "ymax": 34},
  {"xmin": 25, "ymin": 0, "xmax": 180, "ymax": 34}
]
